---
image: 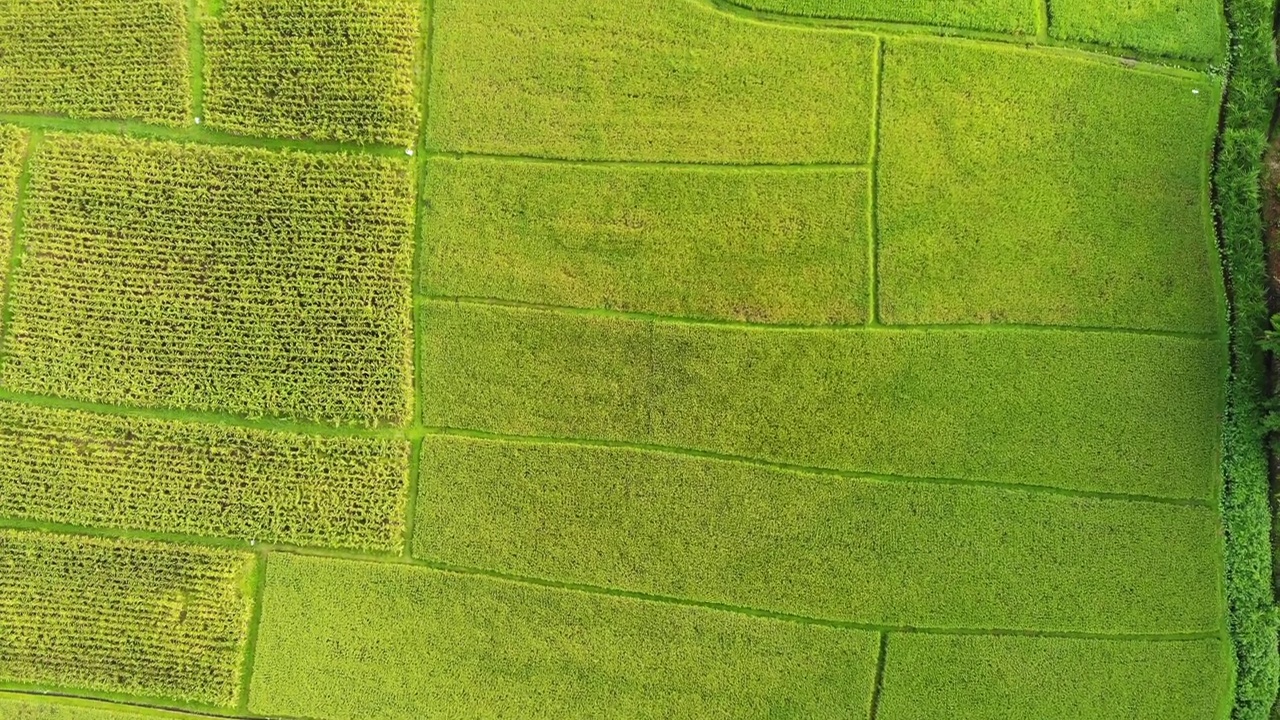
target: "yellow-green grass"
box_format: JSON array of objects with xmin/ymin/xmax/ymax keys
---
[
  {"xmin": 877, "ymin": 634, "xmax": 1231, "ymax": 719},
  {"xmin": 0, "ymin": 695, "xmax": 206, "ymax": 719},
  {"xmin": 420, "ymin": 301, "xmax": 1224, "ymax": 500},
  {"xmin": 1, "ymin": 132, "xmax": 415, "ymax": 427},
  {"xmin": 0, "ymin": 529, "xmax": 254, "ymax": 707},
  {"xmin": 248, "ymin": 552, "xmax": 879, "ymax": 719},
  {"xmin": 0, "ymin": 0, "xmax": 188, "ymax": 124},
  {"xmin": 0, "ymin": 401, "xmax": 409, "ymax": 551},
  {"xmin": 413, "ymin": 434, "xmax": 1222, "ymax": 634},
  {"xmin": 725, "ymin": 0, "xmax": 1037, "ymax": 34},
  {"xmin": 877, "ymin": 39, "xmax": 1222, "ymax": 332},
  {"xmin": 427, "ymin": 0, "xmax": 877, "ymax": 163},
  {"xmin": 1049, "ymin": 0, "xmax": 1225, "ymax": 60},
  {"xmin": 422, "ymin": 157, "xmax": 869, "ymax": 324},
  {"xmin": 203, "ymin": 0, "xmax": 420, "ymax": 146},
  {"xmin": 0, "ymin": 127, "xmax": 28, "ymax": 297}
]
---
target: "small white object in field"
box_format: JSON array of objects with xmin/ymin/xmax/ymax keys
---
[
  {"xmin": 195, "ymin": 116, "xmax": 202, "ymax": 124},
  {"xmin": 1192, "ymin": 89, "xmax": 1200, "ymax": 95},
  {"xmin": 406, "ymin": 148, "xmax": 415, "ymax": 156}
]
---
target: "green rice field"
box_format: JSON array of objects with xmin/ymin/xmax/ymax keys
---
[{"xmin": 0, "ymin": 0, "xmax": 1275, "ymax": 718}]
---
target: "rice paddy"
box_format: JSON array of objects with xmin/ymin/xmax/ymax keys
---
[{"xmin": 0, "ymin": 0, "xmax": 1271, "ymax": 717}]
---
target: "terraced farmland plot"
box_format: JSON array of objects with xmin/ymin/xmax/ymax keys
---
[{"xmin": 0, "ymin": 0, "xmax": 1266, "ymax": 717}]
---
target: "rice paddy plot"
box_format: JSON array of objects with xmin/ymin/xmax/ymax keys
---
[
  {"xmin": 427, "ymin": 0, "xmax": 877, "ymax": 163},
  {"xmin": 0, "ymin": 401, "xmax": 410, "ymax": 551},
  {"xmin": 876, "ymin": 38, "xmax": 1222, "ymax": 332},
  {"xmin": 0, "ymin": 529, "xmax": 255, "ymax": 708},
  {"xmin": 422, "ymin": 157, "xmax": 870, "ymax": 324},
  {"xmin": 0, "ymin": 0, "xmax": 189, "ymax": 124},
  {"xmin": 1049, "ymin": 0, "xmax": 1225, "ymax": 60},
  {"xmin": 248, "ymin": 552, "xmax": 880, "ymax": 719},
  {"xmin": 414, "ymin": 434, "xmax": 1222, "ymax": 633},
  {"xmin": 420, "ymin": 301, "xmax": 1224, "ymax": 501},
  {"xmin": 877, "ymin": 634, "xmax": 1231, "ymax": 719},
  {"xmin": 723, "ymin": 0, "xmax": 1038, "ymax": 34},
  {"xmin": 203, "ymin": 0, "xmax": 421, "ymax": 145},
  {"xmin": 2, "ymin": 132, "xmax": 415, "ymax": 428}
]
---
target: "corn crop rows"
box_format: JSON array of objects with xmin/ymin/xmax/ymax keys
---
[
  {"xmin": 0, "ymin": 401, "xmax": 409, "ymax": 552},
  {"xmin": 3, "ymin": 133, "xmax": 415, "ymax": 428},
  {"xmin": 0, "ymin": 529, "xmax": 254, "ymax": 707},
  {"xmin": 203, "ymin": 0, "xmax": 421, "ymax": 145},
  {"xmin": 0, "ymin": 0, "xmax": 189, "ymax": 124}
]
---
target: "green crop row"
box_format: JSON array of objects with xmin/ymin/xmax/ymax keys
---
[
  {"xmin": 427, "ymin": 0, "xmax": 877, "ymax": 164},
  {"xmin": 0, "ymin": 529, "xmax": 254, "ymax": 707},
  {"xmin": 248, "ymin": 552, "xmax": 879, "ymax": 719},
  {"xmin": 878, "ymin": 39, "xmax": 1222, "ymax": 332},
  {"xmin": 0, "ymin": 400, "xmax": 409, "ymax": 551},
  {"xmin": 1214, "ymin": 0, "xmax": 1280, "ymax": 715},
  {"xmin": 414, "ymin": 434, "xmax": 1223, "ymax": 633},
  {"xmin": 0, "ymin": 0, "xmax": 189, "ymax": 124},
  {"xmin": 1, "ymin": 132, "xmax": 415, "ymax": 428},
  {"xmin": 878, "ymin": 635, "xmax": 1230, "ymax": 719},
  {"xmin": 421, "ymin": 301, "xmax": 1224, "ymax": 501},
  {"xmin": 202, "ymin": 0, "xmax": 421, "ymax": 146},
  {"xmin": 727, "ymin": 0, "xmax": 1039, "ymax": 34},
  {"xmin": 725, "ymin": 0, "xmax": 1224, "ymax": 60},
  {"xmin": 0, "ymin": 127, "xmax": 28, "ymax": 290},
  {"xmin": 422, "ymin": 158, "xmax": 869, "ymax": 324}
]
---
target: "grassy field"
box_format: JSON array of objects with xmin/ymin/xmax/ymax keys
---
[{"xmin": 0, "ymin": 0, "xmax": 1270, "ymax": 718}]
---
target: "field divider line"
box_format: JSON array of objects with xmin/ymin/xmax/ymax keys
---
[
  {"xmin": 0, "ymin": 514, "xmax": 1223, "ymax": 644},
  {"xmin": 1036, "ymin": 0, "xmax": 1051, "ymax": 42},
  {"xmin": 0, "ymin": 387, "xmax": 406, "ymax": 440},
  {"xmin": 868, "ymin": 633, "xmax": 889, "ymax": 720},
  {"xmin": 419, "ymin": 294, "xmax": 1222, "ymax": 340},
  {"xmin": 401, "ymin": 0, "xmax": 435, "ymax": 557},
  {"xmin": 421, "ymin": 426, "xmax": 1217, "ymax": 508},
  {"xmin": 423, "ymin": 149, "xmax": 873, "ymax": 171},
  {"xmin": 866, "ymin": 37, "xmax": 884, "ymax": 326},
  {"xmin": 700, "ymin": 0, "xmax": 1215, "ymax": 73},
  {"xmin": 0, "ymin": 130, "xmax": 40, "ymax": 376},
  {"xmin": 401, "ymin": 439, "xmax": 422, "ymax": 556},
  {"xmin": 186, "ymin": 0, "xmax": 206, "ymax": 123},
  {"xmin": 0, "ymin": 112, "xmax": 878, "ymax": 169},
  {"xmin": 0, "ymin": 688, "xmax": 278, "ymax": 720},
  {"xmin": 236, "ymin": 551, "xmax": 268, "ymax": 714},
  {"xmin": 0, "ymin": 114, "xmax": 409, "ymax": 158}
]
